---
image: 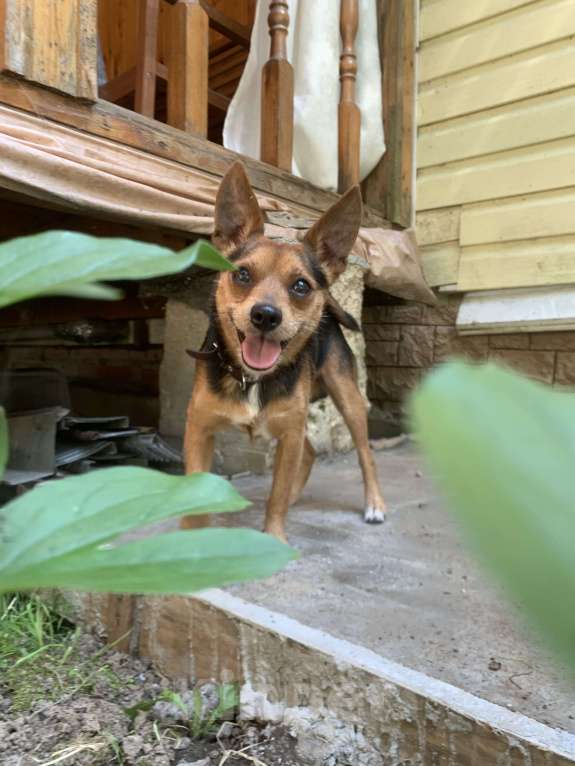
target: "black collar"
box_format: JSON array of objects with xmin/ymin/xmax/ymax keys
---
[{"xmin": 186, "ymin": 341, "xmax": 257, "ymax": 392}]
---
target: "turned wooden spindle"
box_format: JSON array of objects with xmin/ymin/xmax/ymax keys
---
[
  {"xmin": 338, "ymin": 0, "xmax": 361, "ymax": 193},
  {"xmin": 260, "ymin": 1, "xmax": 294, "ymax": 171}
]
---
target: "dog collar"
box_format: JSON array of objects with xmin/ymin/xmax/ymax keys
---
[{"xmin": 186, "ymin": 341, "xmax": 257, "ymax": 392}]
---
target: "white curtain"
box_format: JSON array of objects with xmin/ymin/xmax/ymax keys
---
[{"xmin": 223, "ymin": 0, "xmax": 385, "ymax": 192}]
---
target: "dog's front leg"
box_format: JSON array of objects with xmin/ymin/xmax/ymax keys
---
[
  {"xmin": 264, "ymin": 424, "xmax": 306, "ymax": 543},
  {"xmin": 180, "ymin": 402, "xmax": 216, "ymax": 531}
]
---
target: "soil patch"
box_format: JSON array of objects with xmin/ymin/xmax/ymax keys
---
[{"xmin": 0, "ymin": 627, "xmax": 302, "ymax": 766}]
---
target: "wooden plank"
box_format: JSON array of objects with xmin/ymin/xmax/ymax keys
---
[
  {"xmin": 420, "ymin": 0, "xmax": 536, "ymax": 42},
  {"xmin": 457, "ymin": 235, "xmax": 575, "ymax": 291},
  {"xmin": 134, "ymin": 0, "xmax": 160, "ymax": 118},
  {"xmin": 338, "ymin": 0, "xmax": 360, "ymax": 192},
  {"xmin": 97, "ymin": 0, "xmax": 139, "ymax": 83},
  {"xmin": 461, "ymin": 188, "xmax": 575, "ymax": 246},
  {"xmin": 416, "ymin": 207, "xmax": 460, "ymax": 247},
  {"xmin": 0, "ymin": 78, "xmax": 389, "ymax": 227},
  {"xmin": 1, "ymin": 0, "xmax": 97, "ymax": 99},
  {"xmin": 418, "ymin": 86, "xmax": 575, "ymax": 169},
  {"xmin": 362, "ymin": 0, "xmax": 415, "ymax": 227},
  {"xmin": 417, "ymin": 136, "xmax": 575, "ymax": 211},
  {"xmin": 167, "ymin": 0, "xmax": 208, "ymax": 136},
  {"xmin": 420, "ymin": 241, "xmax": 460, "ymax": 287},
  {"xmin": 260, "ymin": 1, "xmax": 294, "ymax": 171},
  {"xmin": 418, "ymin": 39, "xmax": 575, "ymax": 127},
  {"xmin": 419, "ymin": 0, "xmax": 575, "ymax": 84},
  {"xmin": 457, "ymin": 285, "xmax": 575, "ymax": 335}
]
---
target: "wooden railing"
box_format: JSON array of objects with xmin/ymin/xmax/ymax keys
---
[{"xmin": 99, "ymin": 0, "xmax": 361, "ymax": 193}]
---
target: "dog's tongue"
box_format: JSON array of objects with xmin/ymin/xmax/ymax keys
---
[{"xmin": 241, "ymin": 335, "xmax": 281, "ymax": 370}]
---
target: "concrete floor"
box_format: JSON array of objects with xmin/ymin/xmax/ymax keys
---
[{"xmin": 213, "ymin": 443, "xmax": 575, "ymax": 734}]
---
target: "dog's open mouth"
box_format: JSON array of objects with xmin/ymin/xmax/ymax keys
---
[{"xmin": 238, "ymin": 330, "xmax": 287, "ymax": 371}]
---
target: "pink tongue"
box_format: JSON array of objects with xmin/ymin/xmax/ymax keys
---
[{"xmin": 241, "ymin": 335, "xmax": 281, "ymax": 370}]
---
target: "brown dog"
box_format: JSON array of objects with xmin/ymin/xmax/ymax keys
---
[{"xmin": 182, "ymin": 162, "xmax": 387, "ymax": 542}]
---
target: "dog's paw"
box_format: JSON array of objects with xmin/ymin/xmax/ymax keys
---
[{"xmin": 364, "ymin": 505, "xmax": 386, "ymax": 524}]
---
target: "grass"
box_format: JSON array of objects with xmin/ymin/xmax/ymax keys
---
[{"xmin": 0, "ymin": 592, "xmax": 127, "ymax": 712}]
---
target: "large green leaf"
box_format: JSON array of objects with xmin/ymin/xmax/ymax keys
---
[
  {"xmin": 411, "ymin": 362, "xmax": 575, "ymax": 671},
  {"xmin": 0, "ymin": 232, "xmax": 232, "ymax": 308},
  {"xmin": 0, "ymin": 407, "xmax": 7, "ymax": 476},
  {"xmin": 6, "ymin": 529, "xmax": 294, "ymax": 594},
  {"xmin": 0, "ymin": 467, "xmax": 296, "ymax": 594}
]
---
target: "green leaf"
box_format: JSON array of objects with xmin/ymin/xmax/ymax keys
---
[
  {"xmin": 4, "ymin": 529, "xmax": 295, "ymax": 594},
  {"xmin": 50, "ymin": 284, "xmax": 124, "ymax": 301},
  {"xmin": 411, "ymin": 362, "xmax": 575, "ymax": 671},
  {"xmin": 190, "ymin": 240, "xmax": 236, "ymax": 271},
  {"xmin": 0, "ymin": 467, "xmax": 292, "ymax": 594},
  {"xmin": 0, "ymin": 233, "xmax": 232, "ymax": 308},
  {"xmin": 0, "ymin": 407, "xmax": 8, "ymax": 476}
]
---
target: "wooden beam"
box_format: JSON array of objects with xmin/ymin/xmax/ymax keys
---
[
  {"xmin": 167, "ymin": 0, "xmax": 209, "ymax": 136},
  {"xmin": 199, "ymin": 1, "xmax": 251, "ymax": 49},
  {"xmin": 0, "ymin": 0, "xmax": 97, "ymax": 100},
  {"xmin": 361, "ymin": 0, "xmax": 415, "ymax": 227},
  {"xmin": 134, "ymin": 0, "xmax": 160, "ymax": 118},
  {"xmin": 338, "ymin": 0, "xmax": 360, "ymax": 192},
  {"xmin": 260, "ymin": 1, "xmax": 294, "ymax": 171},
  {"xmin": 0, "ymin": 75, "xmax": 389, "ymax": 227},
  {"xmin": 100, "ymin": 62, "xmax": 227, "ymax": 114},
  {"xmin": 0, "ymin": 295, "xmax": 166, "ymax": 328}
]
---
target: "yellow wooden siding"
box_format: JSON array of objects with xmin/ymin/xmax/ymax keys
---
[
  {"xmin": 420, "ymin": 0, "xmax": 536, "ymax": 42},
  {"xmin": 419, "ymin": 0, "xmax": 575, "ymax": 83},
  {"xmin": 418, "ymin": 39, "xmax": 575, "ymax": 127},
  {"xmin": 460, "ymin": 189, "xmax": 575, "ymax": 246},
  {"xmin": 417, "ymin": 136, "xmax": 575, "ymax": 211},
  {"xmin": 416, "ymin": 207, "xmax": 460, "ymax": 246},
  {"xmin": 416, "ymin": 0, "xmax": 575, "ymax": 294},
  {"xmin": 457, "ymin": 236, "xmax": 575, "ymax": 291},
  {"xmin": 420, "ymin": 242, "xmax": 461, "ymax": 287},
  {"xmin": 418, "ymin": 87, "xmax": 575, "ymax": 168}
]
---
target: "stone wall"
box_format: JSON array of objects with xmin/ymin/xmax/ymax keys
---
[{"xmin": 363, "ymin": 295, "xmax": 575, "ymax": 423}]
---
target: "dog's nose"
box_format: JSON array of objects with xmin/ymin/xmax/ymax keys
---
[{"xmin": 250, "ymin": 303, "xmax": 282, "ymax": 332}]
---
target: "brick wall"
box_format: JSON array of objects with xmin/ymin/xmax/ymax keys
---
[{"xmin": 363, "ymin": 295, "xmax": 575, "ymax": 422}]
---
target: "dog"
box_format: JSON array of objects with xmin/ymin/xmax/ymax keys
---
[{"xmin": 181, "ymin": 162, "xmax": 387, "ymax": 542}]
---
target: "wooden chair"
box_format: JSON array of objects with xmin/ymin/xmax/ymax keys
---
[{"xmin": 99, "ymin": 0, "xmax": 251, "ymax": 137}]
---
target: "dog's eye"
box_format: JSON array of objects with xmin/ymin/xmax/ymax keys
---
[
  {"xmin": 291, "ymin": 278, "xmax": 312, "ymax": 297},
  {"xmin": 233, "ymin": 267, "xmax": 251, "ymax": 285}
]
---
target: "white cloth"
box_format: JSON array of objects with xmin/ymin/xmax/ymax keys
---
[{"xmin": 223, "ymin": 0, "xmax": 385, "ymax": 192}]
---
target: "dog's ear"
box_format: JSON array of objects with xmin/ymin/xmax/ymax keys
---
[
  {"xmin": 303, "ymin": 186, "xmax": 362, "ymax": 283},
  {"xmin": 213, "ymin": 162, "xmax": 265, "ymax": 254}
]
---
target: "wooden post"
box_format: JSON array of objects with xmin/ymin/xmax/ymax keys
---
[
  {"xmin": 167, "ymin": 0, "xmax": 209, "ymax": 136},
  {"xmin": 134, "ymin": 0, "xmax": 160, "ymax": 118},
  {"xmin": 0, "ymin": 0, "xmax": 98, "ymax": 100},
  {"xmin": 260, "ymin": 1, "xmax": 294, "ymax": 171},
  {"xmin": 338, "ymin": 0, "xmax": 360, "ymax": 193},
  {"xmin": 361, "ymin": 0, "xmax": 415, "ymax": 227}
]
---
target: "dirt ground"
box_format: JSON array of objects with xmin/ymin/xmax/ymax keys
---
[
  {"xmin": 0, "ymin": 631, "xmax": 303, "ymax": 766},
  {"xmin": 220, "ymin": 442, "xmax": 575, "ymax": 734}
]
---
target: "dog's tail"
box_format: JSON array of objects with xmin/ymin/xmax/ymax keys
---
[{"xmin": 326, "ymin": 293, "xmax": 360, "ymax": 332}]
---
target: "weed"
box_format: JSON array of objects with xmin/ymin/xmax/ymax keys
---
[{"xmin": 160, "ymin": 684, "xmax": 239, "ymax": 740}]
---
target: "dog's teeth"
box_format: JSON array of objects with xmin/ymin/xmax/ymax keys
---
[{"xmin": 364, "ymin": 506, "xmax": 385, "ymax": 524}]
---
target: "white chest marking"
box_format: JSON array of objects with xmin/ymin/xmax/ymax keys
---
[{"xmin": 246, "ymin": 382, "xmax": 261, "ymax": 419}]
